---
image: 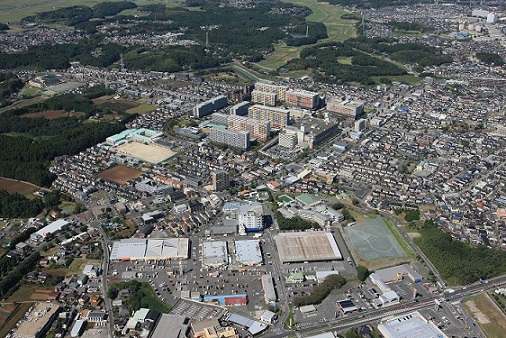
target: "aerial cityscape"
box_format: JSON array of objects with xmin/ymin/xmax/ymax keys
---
[{"xmin": 0, "ymin": 0, "xmax": 505, "ymax": 337}]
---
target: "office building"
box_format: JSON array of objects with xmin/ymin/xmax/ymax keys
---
[
  {"xmin": 251, "ymin": 90, "xmax": 276, "ymax": 106},
  {"xmin": 228, "ymin": 115, "xmax": 270, "ymax": 141},
  {"xmin": 249, "ymin": 104, "xmax": 290, "ymax": 128},
  {"xmin": 212, "ymin": 170, "xmax": 229, "ymax": 191},
  {"xmin": 354, "ymin": 118, "xmax": 367, "ymax": 132},
  {"xmin": 194, "ymin": 96, "xmax": 228, "ymax": 118},
  {"xmin": 209, "ymin": 128, "xmax": 250, "ymax": 150},
  {"xmin": 285, "ymin": 89, "xmax": 322, "ymax": 110}
]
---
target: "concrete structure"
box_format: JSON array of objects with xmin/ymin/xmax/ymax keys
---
[
  {"xmin": 487, "ymin": 12, "xmax": 499, "ymax": 23},
  {"xmin": 212, "ymin": 170, "xmax": 229, "ymax": 192},
  {"xmin": 251, "ymin": 90, "xmax": 277, "ymax": 106},
  {"xmin": 375, "ymin": 264, "xmax": 423, "ymax": 284},
  {"xmin": 299, "ymin": 305, "xmax": 317, "ymax": 314},
  {"xmin": 209, "ymin": 128, "xmax": 250, "ymax": 150},
  {"xmin": 13, "ymin": 302, "xmax": 61, "ymax": 338},
  {"xmin": 254, "ymin": 83, "xmax": 288, "ymax": 101},
  {"xmin": 369, "ymin": 272, "xmax": 401, "ymax": 306},
  {"xmin": 106, "ymin": 128, "xmax": 163, "ymax": 146},
  {"xmin": 354, "ymin": 118, "xmax": 367, "ymax": 132},
  {"xmin": 336, "ymin": 300, "xmax": 359, "ymax": 315},
  {"xmin": 203, "ymin": 294, "xmax": 247, "ymax": 306},
  {"xmin": 228, "ymin": 115, "xmax": 270, "ymax": 141},
  {"xmin": 222, "ymin": 201, "xmax": 264, "ymax": 232},
  {"xmin": 260, "ymin": 310, "xmax": 277, "ymax": 324},
  {"xmin": 194, "ymin": 95, "xmax": 228, "ymax": 118},
  {"xmin": 211, "ymin": 112, "xmax": 229, "ymax": 126},
  {"xmin": 326, "ymin": 99, "xmax": 365, "ymax": 119},
  {"xmin": 109, "ymin": 238, "xmax": 189, "ymax": 261},
  {"xmin": 285, "ymin": 89, "xmax": 321, "ymax": 110},
  {"xmin": 150, "ymin": 314, "xmax": 189, "ymax": 338},
  {"xmin": 203, "ymin": 240, "xmax": 228, "ymax": 268},
  {"xmin": 235, "ymin": 240, "xmax": 263, "ymax": 266},
  {"xmin": 275, "ymin": 231, "xmax": 342, "ymax": 263},
  {"xmin": 230, "ymin": 101, "xmax": 250, "ymax": 116},
  {"xmin": 279, "ymin": 117, "xmax": 339, "ymax": 149},
  {"xmin": 261, "ymin": 274, "xmax": 277, "ymax": 303},
  {"xmin": 249, "ymin": 104, "xmax": 290, "ymax": 128},
  {"xmin": 378, "ymin": 311, "xmax": 448, "ymax": 338},
  {"xmin": 70, "ymin": 319, "xmax": 86, "ymax": 338},
  {"xmin": 225, "ymin": 313, "xmax": 268, "ymax": 335}
]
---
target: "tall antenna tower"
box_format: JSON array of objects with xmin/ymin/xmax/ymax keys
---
[
  {"xmin": 361, "ymin": 11, "xmax": 365, "ymax": 30},
  {"xmin": 120, "ymin": 53, "xmax": 125, "ymax": 72},
  {"xmin": 305, "ymin": 24, "xmax": 309, "ymax": 38},
  {"xmin": 206, "ymin": 31, "xmax": 209, "ymax": 48}
]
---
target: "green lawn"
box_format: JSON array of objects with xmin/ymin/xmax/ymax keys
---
[
  {"xmin": 126, "ymin": 103, "xmax": 157, "ymax": 114},
  {"xmin": 337, "ymin": 56, "xmax": 353, "ymax": 65},
  {"xmin": 382, "ymin": 216, "xmax": 416, "ymax": 258},
  {"xmin": 464, "ymin": 294, "xmax": 506, "ymax": 338}
]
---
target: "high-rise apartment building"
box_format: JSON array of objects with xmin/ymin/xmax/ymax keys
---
[
  {"xmin": 248, "ymin": 104, "xmax": 290, "ymax": 128},
  {"xmin": 228, "ymin": 115, "xmax": 270, "ymax": 141}
]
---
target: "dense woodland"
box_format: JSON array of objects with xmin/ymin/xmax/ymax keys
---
[
  {"xmin": 0, "ymin": 23, "xmax": 9, "ymax": 30},
  {"xmin": 476, "ymin": 52, "xmax": 505, "ymax": 66},
  {"xmin": 275, "ymin": 212, "xmax": 320, "ymax": 230},
  {"xmin": 292, "ymin": 274, "xmax": 347, "ymax": 306},
  {"xmin": 324, "ymin": 0, "xmax": 466, "ymax": 8},
  {"xmin": 415, "ymin": 221, "xmax": 506, "ymax": 285},
  {"xmin": 0, "ymin": 73, "xmax": 24, "ymax": 107},
  {"xmin": 0, "ymin": 87, "xmax": 125, "ymax": 186}
]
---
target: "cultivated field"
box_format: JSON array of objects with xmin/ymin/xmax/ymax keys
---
[
  {"xmin": 116, "ymin": 141, "xmax": 176, "ymax": 164},
  {"xmin": 97, "ymin": 165, "xmax": 143, "ymax": 185},
  {"xmin": 126, "ymin": 104, "xmax": 157, "ymax": 115},
  {"xmin": 0, "ymin": 178, "xmax": 38, "ymax": 197}
]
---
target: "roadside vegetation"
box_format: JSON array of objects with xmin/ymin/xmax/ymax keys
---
[
  {"xmin": 292, "ymin": 274, "xmax": 347, "ymax": 307},
  {"xmin": 108, "ymin": 280, "xmax": 171, "ymax": 313}
]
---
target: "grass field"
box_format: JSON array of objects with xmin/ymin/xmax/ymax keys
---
[
  {"xmin": 0, "ymin": 97, "xmax": 45, "ymax": 114},
  {"xmin": 0, "ymin": 178, "xmax": 38, "ymax": 197},
  {"xmin": 382, "ymin": 216, "xmax": 416, "ymax": 258},
  {"xmin": 337, "ymin": 57, "xmax": 353, "ymax": 65},
  {"xmin": 126, "ymin": 104, "xmax": 157, "ymax": 115},
  {"xmin": 98, "ymin": 165, "xmax": 144, "ymax": 185},
  {"xmin": 259, "ymin": 0, "xmax": 357, "ymax": 70},
  {"xmin": 0, "ymin": 302, "xmax": 33, "ymax": 338},
  {"xmin": 464, "ymin": 294, "xmax": 506, "ymax": 338}
]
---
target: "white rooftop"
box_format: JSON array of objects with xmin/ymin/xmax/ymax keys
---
[
  {"xmin": 203, "ymin": 240, "xmax": 228, "ymax": 266},
  {"xmin": 235, "ymin": 240, "xmax": 262, "ymax": 265},
  {"xmin": 378, "ymin": 311, "xmax": 447, "ymax": 338},
  {"xmin": 110, "ymin": 238, "xmax": 189, "ymax": 261}
]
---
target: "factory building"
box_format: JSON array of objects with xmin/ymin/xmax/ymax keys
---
[
  {"xmin": 378, "ymin": 311, "xmax": 448, "ymax": 338},
  {"xmin": 261, "ymin": 274, "xmax": 277, "ymax": 304},
  {"xmin": 249, "ymin": 105, "xmax": 290, "ymax": 128}
]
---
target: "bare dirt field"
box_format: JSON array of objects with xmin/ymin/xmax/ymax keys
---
[
  {"xmin": 97, "ymin": 165, "xmax": 143, "ymax": 185},
  {"xmin": 0, "ymin": 178, "xmax": 38, "ymax": 196},
  {"xmin": 116, "ymin": 141, "xmax": 176, "ymax": 163},
  {"xmin": 22, "ymin": 110, "xmax": 84, "ymax": 119}
]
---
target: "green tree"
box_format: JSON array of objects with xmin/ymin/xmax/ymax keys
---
[{"xmin": 356, "ymin": 265, "xmax": 370, "ymax": 282}]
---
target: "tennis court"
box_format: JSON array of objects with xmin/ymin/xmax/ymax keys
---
[{"xmin": 345, "ymin": 216, "xmax": 406, "ymax": 261}]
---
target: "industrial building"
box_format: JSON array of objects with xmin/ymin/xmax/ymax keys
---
[
  {"xmin": 369, "ymin": 273, "xmax": 401, "ymax": 307},
  {"xmin": 203, "ymin": 240, "xmax": 229, "ymax": 268},
  {"xmin": 285, "ymin": 89, "xmax": 322, "ymax": 110},
  {"xmin": 326, "ymin": 99, "xmax": 365, "ymax": 119},
  {"xmin": 209, "ymin": 128, "xmax": 250, "ymax": 150},
  {"xmin": 203, "ymin": 294, "xmax": 247, "ymax": 306},
  {"xmin": 109, "ymin": 238, "xmax": 189, "ymax": 261},
  {"xmin": 275, "ymin": 231, "xmax": 342, "ymax": 263},
  {"xmin": 222, "ymin": 201, "xmax": 265, "ymax": 233},
  {"xmin": 254, "ymin": 83, "xmax": 288, "ymax": 101},
  {"xmin": 13, "ymin": 302, "xmax": 61, "ymax": 338},
  {"xmin": 228, "ymin": 115, "xmax": 270, "ymax": 141},
  {"xmin": 377, "ymin": 311, "xmax": 448, "ymax": 338},
  {"xmin": 230, "ymin": 101, "xmax": 250, "ymax": 116},
  {"xmin": 194, "ymin": 96, "xmax": 228, "ymax": 118},
  {"xmin": 375, "ymin": 264, "xmax": 423, "ymax": 284},
  {"xmin": 249, "ymin": 104, "xmax": 290, "ymax": 128},
  {"xmin": 225, "ymin": 313, "xmax": 268, "ymax": 336},
  {"xmin": 278, "ymin": 117, "xmax": 339, "ymax": 149},
  {"xmin": 235, "ymin": 240, "xmax": 263, "ymax": 266},
  {"xmin": 30, "ymin": 219, "xmax": 70, "ymax": 243},
  {"xmin": 150, "ymin": 314, "xmax": 189, "ymax": 338},
  {"xmin": 261, "ymin": 274, "xmax": 277, "ymax": 304},
  {"xmin": 251, "ymin": 90, "xmax": 277, "ymax": 106}
]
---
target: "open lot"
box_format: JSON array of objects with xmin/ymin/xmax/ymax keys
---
[
  {"xmin": 116, "ymin": 142, "xmax": 176, "ymax": 164},
  {"xmin": 0, "ymin": 178, "xmax": 38, "ymax": 197},
  {"xmin": 0, "ymin": 302, "xmax": 32, "ymax": 338},
  {"xmin": 97, "ymin": 165, "xmax": 143, "ymax": 185},
  {"xmin": 22, "ymin": 110, "xmax": 84, "ymax": 120},
  {"xmin": 345, "ymin": 216, "xmax": 406, "ymax": 262},
  {"xmin": 126, "ymin": 104, "xmax": 157, "ymax": 115},
  {"xmin": 464, "ymin": 293, "xmax": 506, "ymax": 338},
  {"xmin": 6, "ymin": 284, "xmax": 55, "ymax": 303}
]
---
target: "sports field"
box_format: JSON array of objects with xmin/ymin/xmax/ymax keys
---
[
  {"xmin": 345, "ymin": 216, "xmax": 406, "ymax": 262},
  {"xmin": 98, "ymin": 165, "xmax": 143, "ymax": 185},
  {"xmin": 116, "ymin": 141, "xmax": 176, "ymax": 164}
]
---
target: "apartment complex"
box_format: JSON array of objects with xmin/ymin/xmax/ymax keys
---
[
  {"xmin": 194, "ymin": 96, "xmax": 228, "ymax": 118},
  {"xmin": 228, "ymin": 115, "xmax": 270, "ymax": 141},
  {"xmin": 249, "ymin": 104, "xmax": 290, "ymax": 128},
  {"xmin": 285, "ymin": 89, "xmax": 322, "ymax": 110},
  {"xmin": 326, "ymin": 99, "xmax": 365, "ymax": 119},
  {"xmin": 212, "ymin": 170, "xmax": 229, "ymax": 191},
  {"xmin": 254, "ymin": 83, "xmax": 288, "ymax": 101},
  {"xmin": 251, "ymin": 90, "xmax": 276, "ymax": 106},
  {"xmin": 209, "ymin": 128, "xmax": 250, "ymax": 150}
]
